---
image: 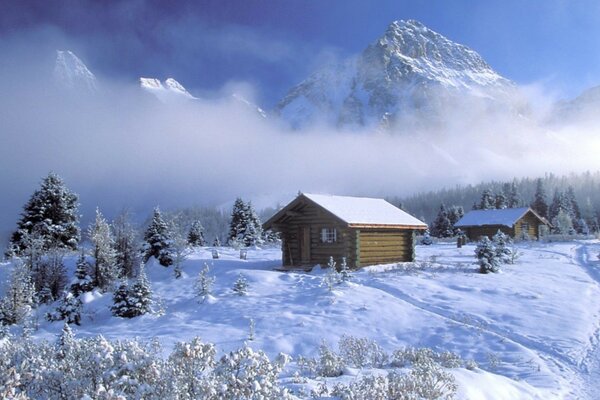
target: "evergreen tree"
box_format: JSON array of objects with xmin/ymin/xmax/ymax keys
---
[
  {"xmin": 8, "ymin": 172, "xmax": 80, "ymax": 255},
  {"xmin": 507, "ymin": 181, "xmax": 521, "ymax": 208},
  {"xmin": 495, "ymin": 193, "xmax": 507, "ymax": 210},
  {"xmin": 111, "ymin": 281, "xmax": 131, "ymax": 318},
  {"xmin": 233, "ymin": 273, "xmax": 249, "ymax": 296},
  {"xmin": 479, "ymin": 189, "xmax": 495, "ymax": 210},
  {"xmin": 0, "ymin": 260, "xmax": 36, "ymax": 325},
  {"xmin": 565, "ymin": 186, "xmax": 583, "ymax": 233},
  {"xmin": 228, "ymin": 198, "xmax": 263, "ymax": 247},
  {"xmin": 531, "ymin": 178, "xmax": 548, "ymax": 219},
  {"xmin": 475, "ymin": 237, "xmax": 500, "ymax": 274},
  {"xmin": 492, "ymin": 230, "xmax": 513, "ymax": 264},
  {"xmin": 430, "ymin": 204, "xmax": 453, "ymax": 238},
  {"xmin": 46, "ymin": 292, "xmax": 82, "ymax": 325},
  {"xmin": 89, "ymin": 208, "xmax": 118, "ymax": 289},
  {"xmin": 143, "ymin": 207, "xmax": 174, "ymax": 267},
  {"xmin": 187, "ymin": 220, "xmax": 206, "ymax": 247},
  {"xmin": 71, "ymin": 251, "xmax": 93, "ymax": 296},
  {"xmin": 112, "ymin": 210, "xmax": 140, "ymax": 278},
  {"xmin": 128, "ymin": 265, "xmax": 153, "ymax": 317},
  {"xmin": 213, "ymin": 237, "xmax": 221, "ymax": 247},
  {"xmin": 447, "ymin": 206, "xmax": 464, "ymax": 233},
  {"xmin": 553, "ymin": 210, "xmax": 574, "ymax": 235},
  {"xmin": 195, "ymin": 263, "xmax": 215, "ymax": 302}
]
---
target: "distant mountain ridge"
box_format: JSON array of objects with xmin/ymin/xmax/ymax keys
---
[
  {"xmin": 276, "ymin": 20, "xmax": 519, "ymax": 129},
  {"xmin": 53, "ymin": 50, "xmax": 97, "ymax": 93}
]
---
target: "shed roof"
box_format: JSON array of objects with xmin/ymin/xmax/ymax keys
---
[
  {"xmin": 264, "ymin": 193, "xmax": 427, "ymax": 229},
  {"xmin": 454, "ymin": 207, "xmax": 546, "ymax": 228}
]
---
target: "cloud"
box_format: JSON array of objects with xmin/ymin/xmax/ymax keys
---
[{"xmin": 1, "ymin": 28, "xmax": 600, "ymax": 249}]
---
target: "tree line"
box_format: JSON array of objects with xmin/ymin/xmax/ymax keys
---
[{"xmin": 0, "ymin": 172, "xmax": 278, "ymax": 327}]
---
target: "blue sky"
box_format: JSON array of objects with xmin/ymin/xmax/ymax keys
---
[{"xmin": 2, "ymin": 0, "xmax": 600, "ymax": 106}]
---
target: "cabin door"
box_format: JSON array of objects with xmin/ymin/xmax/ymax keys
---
[{"xmin": 299, "ymin": 226, "xmax": 311, "ymax": 264}]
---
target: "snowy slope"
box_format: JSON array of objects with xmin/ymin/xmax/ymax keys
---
[
  {"xmin": 276, "ymin": 20, "xmax": 520, "ymax": 129},
  {"xmin": 3, "ymin": 240, "xmax": 600, "ymax": 398},
  {"xmin": 139, "ymin": 77, "xmax": 197, "ymax": 103}
]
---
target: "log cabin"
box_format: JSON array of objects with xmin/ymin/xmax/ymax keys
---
[
  {"xmin": 454, "ymin": 207, "xmax": 551, "ymax": 241},
  {"xmin": 263, "ymin": 193, "xmax": 427, "ymax": 269}
]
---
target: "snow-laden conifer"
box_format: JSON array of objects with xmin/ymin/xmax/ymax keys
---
[
  {"xmin": 143, "ymin": 207, "xmax": 174, "ymax": 267},
  {"xmin": 70, "ymin": 250, "xmax": 93, "ymax": 296},
  {"xmin": 46, "ymin": 292, "xmax": 82, "ymax": 325},
  {"xmin": 475, "ymin": 236, "xmax": 500, "ymax": 273},
  {"xmin": 233, "ymin": 273, "xmax": 249, "ymax": 296},
  {"xmin": 187, "ymin": 220, "xmax": 206, "ymax": 247},
  {"xmin": 8, "ymin": 172, "xmax": 80, "ymax": 255},
  {"xmin": 0, "ymin": 260, "xmax": 36, "ymax": 325},
  {"xmin": 89, "ymin": 208, "xmax": 118, "ymax": 289}
]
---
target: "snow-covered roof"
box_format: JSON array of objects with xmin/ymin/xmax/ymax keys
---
[
  {"xmin": 301, "ymin": 193, "xmax": 427, "ymax": 228},
  {"xmin": 454, "ymin": 207, "xmax": 538, "ymax": 228}
]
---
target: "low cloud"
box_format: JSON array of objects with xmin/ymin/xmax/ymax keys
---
[{"xmin": 1, "ymin": 32, "xmax": 600, "ymax": 245}]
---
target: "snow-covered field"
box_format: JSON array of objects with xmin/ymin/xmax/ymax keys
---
[{"xmin": 2, "ymin": 241, "xmax": 600, "ymax": 399}]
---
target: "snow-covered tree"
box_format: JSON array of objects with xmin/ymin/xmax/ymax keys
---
[
  {"xmin": 111, "ymin": 280, "xmax": 131, "ymax": 318},
  {"xmin": 213, "ymin": 236, "xmax": 221, "ymax": 247},
  {"xmin": 127, "ymin": 265, "xmax": 153, "ymax": 317},
  {"xmin": 143, "ymin": 207, "xmax": 174, "ymax": 267},
  {"xmin": 228, "ymin": 198, "xmax": 263, "ymax": 247},
  {"xmin": 30, "ymin": 248, "xmax": 68, "ymax": 301},
  {"xmin": 492, "ymin": 230, "xmax": 513, "ymax": 264},
  {"xmin": 339, "ymin": 257, "xmax": 351, "ymax": 282},
  {"xmin": 46, "ymin": 292, "xmax": 82, "ymax": 325},
  {"xmin": 187, "ymin": 220, "xmax": 206, "ymax": 247},
  {"xmin": 495, "ymin": 191, "xmax": 507, "ymax": 210},
  {"xmin": 70, "ymin": 251, "xmax": 93, "ymax": 296},
  {"xmin": 447, "ymin": 206, "xmax": 464, "ymax": 234},
  {"xmin": 233, "ymin": 273, "xmax": 249, "ymax": 296},
  {"xmin": 195, "ymin": 263, "xmax": 215, "ymax": 302},
  {"xmin": 89, "ymin": 208, "xmax": 118, "ymax": 290},
  {"xmin": 553, "ymin": 210, "xmax": 574, "ymax": 235},
  {"xmin": 507, "ymin": 181, "xmax": 521, "ymax": 208},
  {"xmin": 112, "ymin": 210, "xmax": 140, "ymax": 278},
  {"xmin": 430, "ymin": 204, "xmax": 453, "ymax": 238},
  {"xmin": 8, "ymin": 172, "xmax": 80, "ymax": 255},
  {"xmin": 475, "ymin": 236, "xmax": 500, "ymax": 274},
  {"xmin": 0, "ymin": 260, "xmax": 36, "ymax": 325},
  {"xmin": 479, "ymin": 189, "xmax": 495, "ymax": 210},
  {"xmin": 421, "ymin": 230, "xmax": 433, "ymax": 245},
  {"xmin": 531, "ymin": 178, "xmax": 548, "ymax": 219}
]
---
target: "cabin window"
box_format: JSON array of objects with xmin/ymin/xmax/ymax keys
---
[
  {"xmin": 320, "ymin": 228, "xmax": 337, "ymax": 243},
  {"xmin": 521, "ymin": 222, "xmax": 529, "ymax": 233}
]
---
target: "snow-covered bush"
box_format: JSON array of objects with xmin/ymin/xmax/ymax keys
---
[
  {"xmin": 475, "ymin": 236, "xmax": 500, "ymax": 273},
  {"xmin": 233, "ymin": 273, "xmax": 249, "ymax": 296},
  {"xmin": 167, "ymin": 337, "xmax": 216, "ymax": 399},
  {"xmin": 339, "ymin": 335, "xmax": 389, "ymax": 368},
  {"xmin": 317, "ymin": 341, "xmax": 345, "ymax": 377},
  {"xmin": 46, "ymin": 292, "xmax": 82, "ymax": 325},
  {"xmin": 421, "ymin": 230, "xmax": 434, "ymax": 245},
  {"xmin": 0, "ymin": 260, "xmax": 36, "ymax": 326},
  {"xmin": 195, "ymin": 263, "xmax": 215, "ymax": 302},
  {"xmin": 212, "ymin": 345, "xmax": 291, "ymax": 399},
  {"xmin": 323, "ymin": 256, "xmax": 342, "ymax": 290},
  {"xmin": 339, "ymin": 257, "xmax": 352, "ymax": 282},
  {"xmin": 392, "ymin": 347, "xmax": 463, "ymax": 369}
]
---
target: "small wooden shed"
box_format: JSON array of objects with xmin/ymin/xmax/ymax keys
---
[
  {"xmin": 454, "ymin": 207, "xmax": 550, "ymax": 241},
  {"xmin": 263, "ymin": 193, "xmax": 427, "ymax": 269}
]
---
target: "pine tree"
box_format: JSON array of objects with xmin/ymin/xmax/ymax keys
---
[
  {"xmin": 187, "ymin": 220, "xmax": 206, "ymax": 247},
  {"xmin": 89, "ymin": 208, "xmax": 118, "ymax": 289},
  {"xmin": 111, "ymin": 281, "xmax": 131, "ymax": 318},
  {"xmin": 46, "ymin": 292, "xmax": 82, "ymax": 325},
  {"xmin": 71, "ymin": 251, "xmax": 93, "ymax": 296},
  {"xmin": 430, "ymin": 204, "xmax": 453, "ymax": 238},
  {"xmin": 475, "ymin": 237, "xmax": 500, "ymax": 274},
  {"xmin": 112, "ymin": 210, "xmax": 140, "ymax": 278},
  {"xmin": 447, "ymin": 206, "xmax": 464, "ymax": 234},
  {"xmin": 228, "ymin": 198, "xmax": 263, "ymax": 247},
  {"xmin": 492, "ymin": 230, "xmax": 513, "ymax": 264},
  {"xmin": 128, "ymin": 265, "xmax": 152, "ymax": 317},
  {"xmin": 479, "ymin": 190, "xmax": 495, "ymax": 210},
  {"xmin": 495, "ymin": 193, "xmax": 507, "ymax": 209},
  {"xmin": 8, "ymin": 172, "xmax": 80, "ymax": 255},
  {"xmin": 339, "ymin": 257, "xmax": 351, "ymax": 282},
  {"xmin": 213, "ymin": 237, "xmax": 221, "ymax": 247},
  {"xmin": 195, "ymin": 263, "xmax": 215, "ymax": 302},
  {"xmin": 553, "ymin": 210, "xmax": 574, "ymax": 235},
  {"xmin": 531, "ymin": 178, "xmax": 548, "ymax": 219},
  {"xmin": 233, "ymin": 273, "xmax": 249, "ymax": 296},
  {"xmin": 565, "ymin": 186, "xmax": 583, "ymax": 233},
  {"xmin": 0, "ymin": 260, "xmax": 36, "ymax": 325},
  {"xmin": 143, "ymin": 207, "xmax": 174, "ymax": 267},
  {"xmin": 507, "ymin": 181, "xmax": 521, "ymax": 208}
]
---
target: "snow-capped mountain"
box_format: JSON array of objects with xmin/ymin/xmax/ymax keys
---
[
  {"xmin": 276, "ymin": 20, "xmax": 518, "ymax": 129},
  {"xmin": 139, "ymin": 77, "xmax": 196, "ymax": 103},
  {"xmin": 53, "ymin": 50, "xmax": 97, "ymax": 93}
]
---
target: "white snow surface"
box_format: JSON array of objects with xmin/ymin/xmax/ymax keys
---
[
  {"xmin": 3, "ymin": 241, "xmax": 600, "ymax": 398},
  {"xmin": 455, "ymin": 207, "xmax": 532, "ymax": 227},
  {"xmin": 302, "ymin": 193, "xmax": 427, "ymax": 227}
]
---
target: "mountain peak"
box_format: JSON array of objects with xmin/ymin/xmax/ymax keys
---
[
  {"xmin": 140, "ymin": 77, "xmax": 195, "ymax": 103},
  {"xmin": 276, "ymin": 19, "xmax": 515, "ymax": 129},
  {"xmin": 53, "ymin": 50, "xmax": 97, "ymax": 92}
]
